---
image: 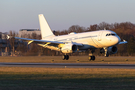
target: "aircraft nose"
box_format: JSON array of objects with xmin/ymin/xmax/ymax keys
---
[
  {"xmin": 114, "ymin": 36, "xmax": 121, "ymax": 44},
  {"xmin": 117, "ymin": 36, "xmax": 121, "ymax": 43}
]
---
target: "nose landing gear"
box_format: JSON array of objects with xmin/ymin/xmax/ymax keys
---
[{"xmin": 104, "ymin": 47, "xmax": 109, "ymax": 57}]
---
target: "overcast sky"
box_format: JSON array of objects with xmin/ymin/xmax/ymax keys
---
[{"xmin": 0, "ymin": 0, "xmax": 135, "ymax": 32}]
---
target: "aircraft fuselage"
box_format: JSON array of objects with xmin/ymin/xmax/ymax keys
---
[{"xmin": 43, "ymin": 30, "xmax": 121, "ymax": 50}]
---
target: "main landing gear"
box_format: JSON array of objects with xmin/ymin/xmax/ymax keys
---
[
  {"xmin": 62, "ymin": 55, "xmax": 69, "ymax": 60},
  {"xmin": 62, "ymin": 49, "xmax": 96, "ymax": 61},
  {"xmin": 89, "ymin": 55, "xmax": 95, "ymax": 61},
  {"xmin": 88, "ymin": 49, "xmax": 95, "ymax": 61}
]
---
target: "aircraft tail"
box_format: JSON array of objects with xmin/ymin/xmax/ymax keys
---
[{"xmin": 38, "ymin": 14, "xmax": 55, "ymax": 39}]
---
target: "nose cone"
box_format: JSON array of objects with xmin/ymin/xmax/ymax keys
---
[
  {"xmin": 104, "ymin": 36, "xmax": 121, "ymax": 47},
  {"xmin": 113, "ymin": 36, "xmax": 121, "ymax": 45},
  {"xmin": 100, "ymin": 35, "xmax": 121, "ymax": 47},
  {"xmin": 118, "ymin": 36, "xmax": 121, "ymax": 43}
]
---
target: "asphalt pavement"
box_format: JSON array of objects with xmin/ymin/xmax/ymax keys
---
[{"xmin": 0, "ymin": 63, "xmax": 135, "ymax": 69}]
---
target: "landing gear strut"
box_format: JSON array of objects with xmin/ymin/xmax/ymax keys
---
[
  {"xmin": 62, "ymin": 55, "xmax": 69, "ymax": 60},
  {"xmin": 104, "ymin": 47, "xmax": 109, "ymax": 57}
]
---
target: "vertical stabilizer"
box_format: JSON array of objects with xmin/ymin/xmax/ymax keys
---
[{"xmin": 38, "ymin": 14, "xmax": 55, "ymax": 39}]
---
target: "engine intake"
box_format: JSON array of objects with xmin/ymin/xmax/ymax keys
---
[{"xmin": 107, "ymin": 46, "xmax": 118, "ymax": 54}]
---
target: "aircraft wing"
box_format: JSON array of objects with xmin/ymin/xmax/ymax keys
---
[
  {"xmin": 14, "ymin": 37, "xmax": 64, "ymax": 46},
  {"xmin": 8, "ymin": 36, "xmax": 83, "ymax": 47},
  {"xmin": 119, "ymin": 40, "xmax": 128, "ymax": 44}
]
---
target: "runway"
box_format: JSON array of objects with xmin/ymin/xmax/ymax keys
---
[{"xmin": 0, "ymin": 63, "xmax": 135, "ymax": 69}]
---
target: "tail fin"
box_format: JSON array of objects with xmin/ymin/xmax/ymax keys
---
[{"xmin": 38, "ymin": 14, "xmax": 55, "ymax": 39}]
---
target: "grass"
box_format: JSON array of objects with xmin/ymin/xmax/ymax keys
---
[
  {"xmin": 0, "ymin": 56, "xmax": 135, "ymax": 64},
  {"xmin": 0, "ymin": 67, "xmax": 135, "ymax": 90},
  {"xmin": 0, "ymin": 56, "xmax": 135, "ymax": 90}
]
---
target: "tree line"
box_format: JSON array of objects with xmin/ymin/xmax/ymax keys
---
[{"xmin": 9, "ymin": 22, "xmax": 135, "ymax": 56}]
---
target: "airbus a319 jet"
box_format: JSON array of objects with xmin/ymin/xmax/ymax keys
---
[{"xmin": 8, "ymin": 14, "xmax": 127, "ymax": 60}]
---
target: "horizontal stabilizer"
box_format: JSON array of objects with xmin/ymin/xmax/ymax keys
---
[{"xmin": 119, "ymin": 40, "xmax": 128, "ymax": 44}]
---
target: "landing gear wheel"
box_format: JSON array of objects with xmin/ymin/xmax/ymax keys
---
[
  {"xmin": 89, "ymin": 56, "xmax": 95, "ymax": 61},
  {"xmin": 66, "ymin": 55, "xmax": 69, "ymax": 60},
  {"xmin": 105, "ymin": 53, "xmax": 109, "ymax": 57},
  {"xmin": 62, "ymin": 55, "xmax": 66, "ymax": 60},
  {"xmin": 62, "ymin": 55, "xmax": 69, "ymax": 60}
]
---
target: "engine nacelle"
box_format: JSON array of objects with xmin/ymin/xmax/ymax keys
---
[
  {"xmin": 107, "ymin": 46, "xmax": 118, "ymax": 54},
  {"xmin": 61, "ymin": 43, "xmax": 78, "ymax": 54}
]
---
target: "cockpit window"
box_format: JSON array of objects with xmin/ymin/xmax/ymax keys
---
[{"xmin": 106, "ymin": 33, "xmax": 116, "ymax": 36}]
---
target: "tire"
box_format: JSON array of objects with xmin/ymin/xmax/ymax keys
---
[
  {"xmin": 62, "ymin": 55, "xmax": 66, "ymax": 60},
  {"xmin": 66, "ymin": 55, "xmax": 69, "ymax": 60},
  {"xmin": 89, "ymin": 56, "xmax": 95, "ymax": 61},
  {"xmin": 92, "ymin": 56, "xmax": 95, "ymax": 61},
  {"xmin": 89, "ymin": 56, "xmax": 91, "ymax": 61},
  {"xmin": 105, "ymin": 53, "xmax": 109, "ymax": 57}
]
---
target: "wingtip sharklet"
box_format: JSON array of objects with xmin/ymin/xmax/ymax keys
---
[
  {"xmin": 7, "ymin": 35, "xmax": 11, "ymax": 39},
  {"xmin": 6, "ymin": 35, "xmax": 13, "ymax": 39}
]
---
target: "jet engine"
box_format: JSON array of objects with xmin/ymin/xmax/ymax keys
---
[
  {"xmin": 61, "ymin": 43, "xmax": 78, "ymax": 53},
  {"xmin": 107, "ymin": 46, "xmax": 118, "ymax": 54}
]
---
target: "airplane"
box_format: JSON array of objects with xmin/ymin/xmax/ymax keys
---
[{"xmin": 8, "ymin": 14, "xmax": 127, "ymax": 60}]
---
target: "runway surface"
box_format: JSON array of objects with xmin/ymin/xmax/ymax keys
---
[{"xmin": 0, "ymin": 63, "xmax": 135, "ymax": 69}]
